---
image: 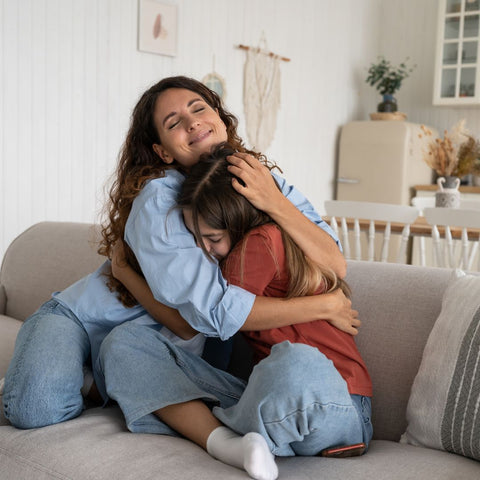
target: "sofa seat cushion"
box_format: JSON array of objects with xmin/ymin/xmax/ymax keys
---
[
  {"xmin": 1, "ymin": 408, "xmax": 479, "ymax": 480},
  {"xmin": 279, "ymin": 440, "xmax": 480, "ymax": 479}
]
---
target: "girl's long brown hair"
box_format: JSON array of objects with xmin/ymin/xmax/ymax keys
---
[
  {"xmin": 99, "ymin": 76, "xmax": 268, "ymax": 306},
  {"xmin": 177, "ymin": 143, "xmax": 350, "ymax": 299}
]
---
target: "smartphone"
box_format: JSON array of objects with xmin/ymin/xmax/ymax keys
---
[{"xmin": 320, "ymin": 442, "xmax": 366, "ymax": 458}]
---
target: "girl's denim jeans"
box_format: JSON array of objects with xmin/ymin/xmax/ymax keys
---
[{"xmin": 99, "ymin": 321, "xmax": 373, "ymax": 456}]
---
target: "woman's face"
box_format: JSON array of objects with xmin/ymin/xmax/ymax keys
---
[
  {"xmin": 152, "ymin": 88, "xmax": 228, "ymax": 169},
  {"xmin": 182, "ymin": 209, "xmax": 232, "ymax": 261}
]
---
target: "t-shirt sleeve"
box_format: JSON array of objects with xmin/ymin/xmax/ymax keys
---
[{"xmin": 223, "ymin": 227, "xmax": 282, "ymax": 296}]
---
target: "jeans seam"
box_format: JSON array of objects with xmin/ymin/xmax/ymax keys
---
[{"xmin": 263, "ymin": 401, "xmax": 356, "ymax": 426}]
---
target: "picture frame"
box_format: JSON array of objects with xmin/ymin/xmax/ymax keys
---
[{"xmin": 138, "ymin": 0, "xmax": 177, "ymax": 56}]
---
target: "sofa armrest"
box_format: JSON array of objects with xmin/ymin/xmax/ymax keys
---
[{"xmin": 0, "ymin": 284, "xmax": 5, "ymax": 315}]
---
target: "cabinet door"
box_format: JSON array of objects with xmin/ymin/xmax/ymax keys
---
[{"xmin": 433, "ymin": 0, "xmax": 480, "ymax": 105}]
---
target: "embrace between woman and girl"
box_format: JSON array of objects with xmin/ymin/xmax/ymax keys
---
[{"xmin": 2, "ymin": 76, "xmax": 372, "ymax": 480}]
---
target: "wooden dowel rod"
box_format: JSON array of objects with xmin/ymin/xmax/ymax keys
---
[{"xmin": 237, "ymin": 44, "xmax": 291, "ymax": 62}]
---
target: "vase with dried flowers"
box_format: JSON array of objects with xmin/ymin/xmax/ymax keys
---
[{"xmin": 420, "ymin": 120, "xmax": 480, "ymax": 207}]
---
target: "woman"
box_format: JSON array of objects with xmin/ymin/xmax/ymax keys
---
[
  {"xmin": 2, "ymin": 77, "xmax": 356, "ymax": 434},
  {"xmin": 107, "ymin": 144, "xmax": 371, "ymax": 480}
]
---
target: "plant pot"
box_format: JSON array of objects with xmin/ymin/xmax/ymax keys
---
[{"xmin": 377, "ymin": 94, "xmax": 398, "ymax": 113}]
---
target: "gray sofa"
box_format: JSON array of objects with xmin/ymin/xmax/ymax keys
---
[{"xmin": 0, "ymin": 221, "xmax": 479, "ymax": 480}]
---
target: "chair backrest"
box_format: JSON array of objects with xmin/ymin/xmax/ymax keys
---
[
  {"xmin": 324, "ymin": 200, "xmax": 420, "ymax": 263},
  {"xmin": 412, "ymin": 196, "xmax": 480, "ymax": 213},
  {"xmin": 423, "ymin": 207, "xmax": 480, "ymax": 271},
  {"xmin": 411, "ymin": 196, "xmax": 435, "ymax": 213}
]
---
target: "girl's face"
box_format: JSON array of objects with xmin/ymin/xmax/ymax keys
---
[
  {"xmin": 152, "ymin": 88, "xmax": 228, "ymax": 170},
  {"xmin": 183, "ymin": 209, "xmax": 231, "ymax": 261}
]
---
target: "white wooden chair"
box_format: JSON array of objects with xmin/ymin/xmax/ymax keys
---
[
  {"xmin": 324, "ymin": 200, "xmax": 420, "ymax": 263},
  {"xmin": 423, "ymin": 207, "xmax": 480, "ymax": 271},
  {"xmin": 411, "ymin": 197, "xmax": 480, "ymax": 266}
]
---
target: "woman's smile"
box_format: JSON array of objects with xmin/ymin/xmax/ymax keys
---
[
  {"xmin": 188, "ymin": 129, "xmax": 212, "ymax": 145},
  {"xmin": 152, "ymin": 88, "xmax": 228, "ymax": 169}
]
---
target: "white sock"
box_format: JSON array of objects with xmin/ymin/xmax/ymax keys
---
[{"xmin": 206, "ymin": 426, "xmax": 278, "ymax": 480}]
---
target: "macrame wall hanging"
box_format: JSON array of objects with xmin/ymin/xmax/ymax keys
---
[{"xmin": 237, "ymin": 34, "xmax": 290, "ymax": 152}]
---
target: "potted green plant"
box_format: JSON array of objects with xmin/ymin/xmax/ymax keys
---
[{"xmin": 365, "ymin": 56, "xmax": 416, "ymax": 113}]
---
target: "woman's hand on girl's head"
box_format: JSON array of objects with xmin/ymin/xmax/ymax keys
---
[
  {"xmin": 323, "ymin": 289, "xmax": 361, "ymax": 336},
  {"xmin": 227, "ymin": 152, "xmax": 285, "ymax": 214}
]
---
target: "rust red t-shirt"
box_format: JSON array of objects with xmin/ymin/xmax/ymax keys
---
[{"xmin": 222, "ymin": 224, "xmax": 372, "ymax": 397}]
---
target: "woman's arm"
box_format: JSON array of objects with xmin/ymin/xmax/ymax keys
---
[
  {"xmin": 245, "ymin": 292, "xmax": 360, "ymax": 336},
  {"xmin": 111, "ymin": 242, "xmax": 198, "ymax": 340},
  {"xmin": 227, "ymin": 153, "xmax": 346, "ymax": 278}
]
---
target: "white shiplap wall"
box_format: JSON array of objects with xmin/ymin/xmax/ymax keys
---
[{"xmin": 1, "ymin": 0, "xmax": 383, "ymax": 259}]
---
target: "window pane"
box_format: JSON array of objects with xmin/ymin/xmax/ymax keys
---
[
  {"xmin": 445, "ymin": 17, "xmax": 461, "ymax": 38},
  {"xmin": 444, "ymin": 43, "xmax": 459, "ymax": 64},
  {"xmin": 464, "ymin": 15, "xmax": 479, "ymax": 37},
  {"xmin": 465, "ymin": 0, "xmax": 480, "ymax": 12},
  {"xmin": 460, "ymin": 67, "xmax": 476, "ymax": 96},
  {"xmin": 446, "ymin": 0, "xmax": 462, "ymax": 14},
  {"xmin": 462, "ymin": 41, "xmax": 478, "ymax": 63},
  {"xmin": 441, "ymin": 69, "xmax": 457, "ymax": 97}
]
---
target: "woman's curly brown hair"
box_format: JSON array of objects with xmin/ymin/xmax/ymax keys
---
[{"xmin": 98, "ymin": 76, "xmax": 272, "ymax": 306}]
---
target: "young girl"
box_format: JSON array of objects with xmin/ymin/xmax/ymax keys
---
[{"xmin": 110, "ymin": 143, "xmax": 372, "ymax": 480}]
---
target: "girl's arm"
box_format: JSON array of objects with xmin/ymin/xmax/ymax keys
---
[
  {"xmin": 111, "ymin": 242, "xmax": 198, "ymax": 340},
  {"xmin": 227, "ymin": 153, "xmax": 347, "ymax": 278}
]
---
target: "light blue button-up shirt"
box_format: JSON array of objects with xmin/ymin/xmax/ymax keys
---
[{"xmin": 56, "ymin": 169, "xmax": 339, "ymax": 348}]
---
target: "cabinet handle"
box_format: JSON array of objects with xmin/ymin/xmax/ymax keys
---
[{"xmin": 337, "ymin": 177, "xmax": 360, "ymax": 184}]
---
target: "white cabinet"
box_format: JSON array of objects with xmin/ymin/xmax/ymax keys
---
[{"xmin": 433, "ymin": 0, "xmax": 480, "ymax": 105}]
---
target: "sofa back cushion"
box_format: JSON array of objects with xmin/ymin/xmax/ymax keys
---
[
  {"xmin": 0, "ymin": 222, "xmax": 105, "ymax": 321},
  {"xmin": 346, "ymin": 261, "xmax": 452, "ymax": 441}
]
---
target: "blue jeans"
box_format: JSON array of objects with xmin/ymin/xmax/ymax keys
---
[
  {"xmin": 2, "ymin": 299, "xmax": 90, "ymax": 428},
  {"xmin": 99, "ymin": 322, "xmax": 373, "ymax": 456}
]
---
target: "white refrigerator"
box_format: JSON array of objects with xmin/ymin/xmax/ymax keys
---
[{"xmin": 336, "ymin": 121, "xmax": 435, "ymax": 205}]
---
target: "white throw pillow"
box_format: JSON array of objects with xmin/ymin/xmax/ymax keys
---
[{"xmin": 400, "ymin": 270, "xmax": 480, "ymax": 461}]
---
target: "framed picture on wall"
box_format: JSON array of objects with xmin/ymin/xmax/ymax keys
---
[{"xmin": 138, "ymin": 0, "xmax": 177, "ymax": 56}]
